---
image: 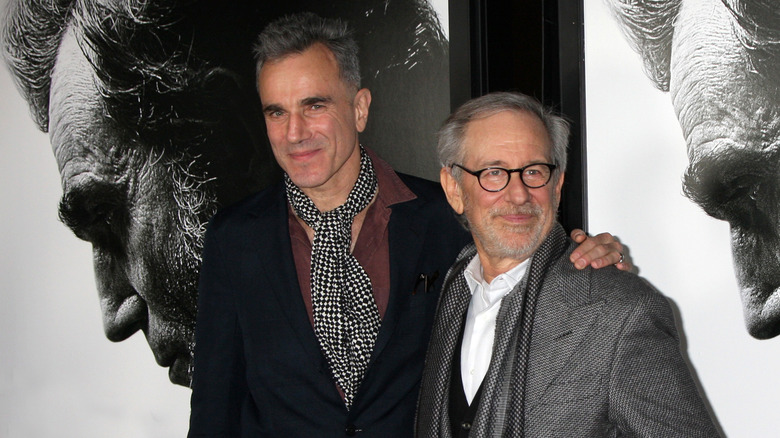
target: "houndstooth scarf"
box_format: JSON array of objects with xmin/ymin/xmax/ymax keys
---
[{"xmin": 285, "ymin": 146, "xmax": 380, "ymax": 410}]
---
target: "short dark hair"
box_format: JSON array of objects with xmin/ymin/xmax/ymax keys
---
[{"xmin": 253, "ymin": 12, "xmax": 361, "ymax": 91}]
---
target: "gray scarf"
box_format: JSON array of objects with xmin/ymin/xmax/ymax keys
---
[{"xmin": 417, "ymin": 224, "xmax": 568, "ymax": 436}]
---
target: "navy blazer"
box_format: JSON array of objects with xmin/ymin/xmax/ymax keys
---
[{"xmin": 188, "ymin": 174, "xmax": 470, "ymax": 437}]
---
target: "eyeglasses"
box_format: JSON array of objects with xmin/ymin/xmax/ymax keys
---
[{"xmin": 452, "ymin": 163, "xmax": 557, "ymax": 192}]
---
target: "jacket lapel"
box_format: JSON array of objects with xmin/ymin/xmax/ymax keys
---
[
  {"xmin": 369, "ymin": 196, "xmax": 428, "ymax": 362},
  {"xmin": 249, "ymin": 186, "xmax": 324, "ymax": 367},
  {"xmin": 418, "ymin": 245, "xmax": 476, "ymax": 436},
  {"xmin": 525, "ymin": 260, "xmax": 603, "ymax": 411}
]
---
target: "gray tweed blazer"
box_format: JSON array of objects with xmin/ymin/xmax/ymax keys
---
[{"xmin": 416, "ymin": 223, "xmax": 720, "ymax": 437}]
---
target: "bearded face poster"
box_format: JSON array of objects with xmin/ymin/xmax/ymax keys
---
[
  {"xmin": 586, "ymin": 0, "xmax": 780, "ymax": 435},
  {"xmin": 1, "ymin": 0, "xmax": 449, "ymax": 435}
]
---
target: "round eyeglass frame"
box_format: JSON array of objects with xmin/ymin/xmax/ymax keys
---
[{"xmin": 451, "ymin": 163, "xmax": 558, "ymax": 192}]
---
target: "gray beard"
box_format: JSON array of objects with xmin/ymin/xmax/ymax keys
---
[
  {"xmin": 475, "ymin": 204, "xmax": 545, "ymax": 260},
  {"xmin": 462, "ymin": 188, "xmax": 559, "ymax": 262}
]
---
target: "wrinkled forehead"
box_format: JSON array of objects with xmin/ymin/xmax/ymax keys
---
[
  {"xmin": 49, "ymin": 26, "xmax": 130, "ymax": 178},
  {"xmin": 461, "ymin": 110, "xmax": 552, "ymax": 162},
  {"xmin": 49, "ymin": 27, "xmax": 102, "ymax": 133}
]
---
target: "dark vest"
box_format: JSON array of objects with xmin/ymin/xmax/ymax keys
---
[{"xmin": 449, "ymin": 319, "xmax": 485, "ymax": 437}]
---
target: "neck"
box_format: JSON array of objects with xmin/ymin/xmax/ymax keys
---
[
  {"xmin": 474, "ymin": 241, "xmax": 534, "ymax": 284},
  {"xmin": 302, "ymin": 145, "xmax": 363, "ymax": 212},
  {"xmin": 479, "ymin": 256, "xmax": 527, "ymax": 284},
  {"xmin": 302, "ymin": 187, "xmax": 353, "ymax": 212},
  {"xmin": 294, "ymin": 197, "xmax": 375, "ymax": 250}
]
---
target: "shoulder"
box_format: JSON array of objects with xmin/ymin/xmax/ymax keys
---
[
  {"xmin": 590, "ymin": 265, "xmax": 661, "ymax": 303},
  {"xmin": 394, "ymin": 172, "xmax": 453, "ymax": 218},
  {"xmin": 396, "ymin": 172, "xmax": 446, "ymax": 200},
  {"xmin": 586, "ymin": 264, "xmax": 674, "ymax": 327},
  {"xmin": 554, "ymin": 241, "xmax": 668, "ymax": 310},
  {"xmin": 395, "ymin": 172, "xmax": 471, "ymax": 243},
  {"xmin": 207, "ymin": 181, "xmax": 286, "ymax": 234}
]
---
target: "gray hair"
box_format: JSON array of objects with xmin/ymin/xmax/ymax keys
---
[
  {"xmin": 437, "ymin": 92, "xmax": 570, "ymax": 177},
  {"xmin": 253, "ymin": 12, "xmax": 361, "ymax": 91}
]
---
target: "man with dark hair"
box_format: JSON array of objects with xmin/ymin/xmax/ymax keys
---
[
  {"xmin": 416, "ymin": 92, "xmax": 718, "ymax": 437},
  {"xmin": 188, "ymin": 14, "xmax": 627, "ymax": 436},
  {"xmin": 1, "ymin": 0, "xmax": 460, "ymax": 387}
]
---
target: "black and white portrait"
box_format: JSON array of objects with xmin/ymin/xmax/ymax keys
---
[
  {"xmin": 1, "ymin": 0, "xmax": 449, "ymax": 433},
  {"xmin": 604, "ymin": 0, "xmax": 780, "ymax": 341},
  {"xmin": 586, "ymin": 0, "xmax": 780, "ymax": 435}
]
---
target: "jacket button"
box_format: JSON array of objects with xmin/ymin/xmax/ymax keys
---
[
  {"xmin": 345, "ymin": 425, "xmax": 357, "ymax": 436},
  {"xmin": 461, "ymin": 422, "xmax": 472, "ymax": 430}
]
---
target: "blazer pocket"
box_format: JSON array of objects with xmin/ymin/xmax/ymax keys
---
[
  {"xmin": 403, "ymin": 288, "xmax": 438, "ymax": 309},
  {"xmin": 537, "ymin": 373, "xmax": 604, "ymax": 406}
]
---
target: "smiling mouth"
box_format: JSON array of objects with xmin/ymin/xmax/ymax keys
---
[
  {"xmin": 501, "ymin": 214, "xmax": 535, "ymax": 223},
  {"xmin": 288, "ymin": 147, "xmax": 321, "ymax": 161}
]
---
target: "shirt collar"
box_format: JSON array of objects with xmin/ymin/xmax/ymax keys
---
[
  {"xmin": 463, "ymin": 255, "xmax": 529, "ymax": 310},
  {"xmin": 365, "ymin": 146, "xmax": 416, "ymax": 208}
]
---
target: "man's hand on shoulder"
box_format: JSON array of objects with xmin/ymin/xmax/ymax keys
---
[{"xmin": 569, "ymin": 229, "xmax": 632, "ymax": 272}]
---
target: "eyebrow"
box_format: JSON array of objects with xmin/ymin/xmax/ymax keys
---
[
  {"xmin": 262, "ymin": 104, "xmax": 284, "ymax": 114},
  {"xmin": 262, "ymin": 96, "xmax": 333, "ymax": 115},
  {"xmin": 58, "ymin": 180, "xmax": 126, "ymax": 248},
  {"xmin": 478, "ymin": 159, "xmax": 550, "ymax": 168},
  {"xmin": 301, "ymin": 96, "xmax": 332, "ymax": 106},
  {"xmin": 480, "ymin": 160, "xmax": 510, "ymax": 167}
]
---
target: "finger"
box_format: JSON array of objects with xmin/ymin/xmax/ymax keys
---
[
  {"xmin": 573, "ymin": 239, "xmax": 624, "ymax": 270},
  {"xmin": 592, "ymin": 250, "xmax": 631, "ymax": 271},
  {"xmin": 591, "ymin": 232, "xmax": 618, "ymax": 246},
  {"xmin": 570, "ymin": 228, "xmax": 588, "ymax": 243},
  {"xmin": 615, "ymin": 256, "xmax": 632, "ymax": 272},
  {"xmin": 573, "ymin": 246, "xmax": 607, "ymax": 269},
  {"xmin": 569, "ymin": 229, "xmax": 595, "ymax": 263}
]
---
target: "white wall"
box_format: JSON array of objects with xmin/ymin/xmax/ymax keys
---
[{"xmin": 585, "ymin": 1, "xmax": 780, "ymax": 436}]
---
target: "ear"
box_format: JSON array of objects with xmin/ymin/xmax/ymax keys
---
[
  {"xmin": 553, "ymin": 171, "xmax": 565, "ymax": 200},
  {"xmin": 440, "ymin": 166, "xmax": 465, "ymax": 215},
  {"xmin": 354, "ymin": 88, "xmax": 372, "ymax": 133}
]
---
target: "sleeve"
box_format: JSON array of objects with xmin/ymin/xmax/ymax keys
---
[
  {"xmin": 608, "ymin": 288, "xmax": 721, "ymax": 437},
  {"xmin": 188, "ymin": 221, "xmax": 247, "ymax": 437}
]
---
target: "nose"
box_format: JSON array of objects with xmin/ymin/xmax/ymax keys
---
[
  {"xmin": 93, "ymin": 249, "xmax": 147, "ymax": 342},
  {"xmin": 683, "ymin": 147, "xmax": 778, "ymax": 234},
  {"xmin": 285, "ymin": 112, "xmax": 311, "ymax": 143},
  {"xmin": 502, "ymin": 172, "xmax": 532, "ymax": 205}
]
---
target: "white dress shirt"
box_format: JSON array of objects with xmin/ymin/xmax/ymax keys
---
[{"xmin": 460, "ymin": 256, "xmax": 528, "ymax": 404}]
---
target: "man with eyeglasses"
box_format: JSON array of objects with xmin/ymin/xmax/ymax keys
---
[{"xmin": 416, "ymin": 92, "xmax": 719, "ymax": 437}]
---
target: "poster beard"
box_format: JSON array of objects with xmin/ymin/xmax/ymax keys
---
[{"xmin": 2, "ymin": 0, "xmax": 449, "ymax": 388}]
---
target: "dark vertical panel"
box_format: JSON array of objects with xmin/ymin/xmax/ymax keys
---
[
  {"xmin": 448, "ymin": 0, "xmax": 587, "ymax": 232},
  {"xmin": 552, "ymin": 0, "xmax": 587, "ymax": 232},
  {"xmin": 449, "ymin": 0, "xmax": 473, "ymax": 110},
  {"xmin": 484, "ymin": 0, "xmax": 543, "ymax": 98}
]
